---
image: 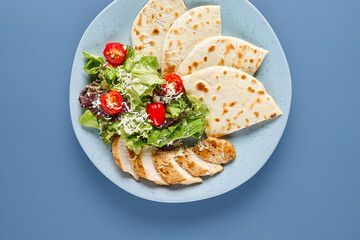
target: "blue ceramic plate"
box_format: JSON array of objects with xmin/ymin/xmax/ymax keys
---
[{"xmin": 70, "ymin": 0, "xmax": 291, "ymax": 203}]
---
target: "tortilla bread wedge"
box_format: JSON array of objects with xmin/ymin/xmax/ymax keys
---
[
  {"xmin": 177, "ymin": 36, "xmax": 268, "ymax": 76},
  {"xmin": 182, "ymin": 66, "xmax": 282, "ymax": 138},
  {"xmin": 161, "ymin": 5, "xmax": 222, "ymax": 75},
  {"xmin": 131, "ymin": 0, "xmax": 187, "ymax": 63}
]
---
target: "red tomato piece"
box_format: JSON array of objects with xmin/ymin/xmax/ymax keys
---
[
  {"xmin": 103, "ymin": 61, "xmax": 120, "ymax": 68},
  {"xmin": 146, "ymin": 103, "xmax": 165, "ymax": 126},
  {"xmin": 162, "ymin": 73, "xmax": 184, "ymax": 95},
  {"xmin": 101, "ymin": 90, "xmax": 123, "ymax": 114},
  {"xmin": 103, "ymin": 43, "xmax": 127, "ymax": 65}
]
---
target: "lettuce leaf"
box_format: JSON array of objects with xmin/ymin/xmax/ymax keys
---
[
  {"xmin": 79, "ymin": 110, "xmax": 99, "ymax": 129},
  {"xmin": 83, "ymin": 52, "xmax": 104, "ymax": 75}
]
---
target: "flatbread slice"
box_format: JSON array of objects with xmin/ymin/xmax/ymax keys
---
[
  {"xmin": 174, "ymin": 148, "xmax": 224, "ymax": 176},
  {"xmin": 177, "ymin": 36, "xmax": 268, "ymax": 76},
  {"xmin": 161, "ymin": 5, "xmax": 222, "ymax": 75},
  {"xmin": 192, "ymin": 138, "xmax": 236, "ymax": 164},
  {"xmin": 112, "ymin": 137, "xmax": 140, "ymax": 181},
  {"xmin": 131, "ymin": 0, "xmax": 187, "ymax": 63},
  {"xmin": 152, "ymin": 150, "xmax": 202, "ymax": 185},
  {"xmin": 182, "ymin": 66, "xmax": 282, "ymax": 138},
  {"xmin": 131, "ymin": 146, "xmax": 169, "ymax": 185}
]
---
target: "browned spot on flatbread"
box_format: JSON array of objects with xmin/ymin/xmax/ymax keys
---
[
  {"xmin": 218, "ymin": 58, "xmax": 224, "ymax": 66},
  {"xmin": 139, "ymin": 35, "xmax": 145, "ymax": 41},
  {"xmin": 254, "ymin": 49, "xmax": 258, "ymax": 54},
  {"xmin": 215, "ymin": 118, "xmax": 220, "ymax": 122},
  {"xmin": 264, "ymin": 114, "xmax": 267, "ymax": 119},
  {"xmin": 163, "ymin": 28, "xmax": 167, "ymax": 31},
  {"xmin": 256, "ymin": 58, "xmax": 262, "ymax": 68},
  {"xmin": 225, "ymin": 43, "xmax": 235, "ymax": 55},
  {"xmin": 208, "ymin": 45, "xmax": 216, "ymax": 53},
  {"xmin": 229, "ymin": 101, "xmax": 238, "ymax": 107},
  {"xmin": 204, "ymin": 56, "xmax": 208, "ymax": 62},
  {"xmin": 257, "ymin": 98, "xmax": 262, "ymax": 103},
  {"xmin": 190, "ymin": 10, "xmax": 195, "ymax": 15},
  {"xmin": 226, "ymin": 119, "xmax": 231, "ymax": 122},
  {"xmin": 250, "ymin": 58, "xmax": 254, "ymax": 63},
  {"xmin": 137, "ymin": 13, "xmax": 143, "ymax": 26},
  {"xmin": 196, "ymin": 82, "xmax": 209, "ymax": 93},
  {"xmin": 216, "ymin": 85, "xmax": 221, "ymax": 90},
  {"xmin": 247, "ymin": 87, "xmax": 255, "ymax": 93},
  {"xmin": 192, "ymin": 61, "xmax": 199, "ymax": 68},
  {"xmin": 134, "ymin": 28, "xmax": 140, "ymax": 36},
  {"xmin": 254, "ymin": 112, "xmax": 259, "ymax": 118},
  {"xmin": 223, "ymin": 70, "xmax": 227, "ymax": 74},
  {"xmin": 158, "ymin": 13, "xmax": 162, "ymax": 17},
  {"xmin": 234, "ymin": 110, "xmax": 243, "ymax": 120},
  {"xmin": 215, "ymin": 75, "xmax": 219, "ymax": 80},
  {"xmin": 152, "ymin": 28, "xmax": 160, "ymax": 35},
  {"xmin": 149, "ymin": 41, "xmax": 155, "ymax": 46},
  {"xmin": 193, "ymin": 24, "xmax": 198, "ymax": 29},
  {"xmin": 198, "ymin": 13, "xmax": 203, "ymax": 17},
  {"xmin": 212, "ymin": 96, "xmax": 217, "ymax": 101},
  {"xmin": 137, "ymin": 45, "xmax": 144, "ymax": 50},
  {"xmin": 175, "ymin": 11, "xmax": 179, "ymax": 17},
  {"xmin": 216, "ymin": 20, "xmax": 221, "ymax": 25},
  {"xmin": 257, "ymin": 90, "xmax": 265, "ymax": 95},
  {"xmin": 241, "ymin": 75, "xmax": 247, "ymax": 80},
  {"xmin": 177, "ymin": 40, "xmax": 182, "ymax": 46},
  {"xmin": 227, "ymin": 125, "xmax": 231, "ymax": 131},
  {"xmin": 199, "ymin": 97, "xmax": 203, "ymax": 101},
  {"xmin": 237, "ymin": 125, "xmax": 241, "ymax": 129},
  {"xmin": 245, "ymin": 118, "xmax": 249, "ymax": 123},
  {"xmin": 168, "ymin": 40, "xmax": 173, "ymax": 48},
  {"xmin": 222, "ymin": 108, "xmax": 229, "ymax": 116},
  {"xmin": 245, "ymin": 125, "xmax": 249, "ymax": 127},
  {"xmin": 164, "ymin": 63, "xmax": 176, "ymax": 75},
  {"xmin": 188, "ymin": 65, "xmax": 193, "ymax": 74},
  {"xmin": 151, "ymin": 14, "xmax": 155, "ymax": 19},
  {"xmin": 160, "ymin": 6, "xmax": 164, "ymax": 10},
  {"xmin": 206, "ymin": 7, "xmax": 210, "ymax": 13},
  {"xmin": 223, "ymin": 102, "xmax": 227, "ymax": 108},
  {"xmin": 270, "ymin": 113, "xmax": 277, "ymax": 118},
  {"xmin": 251, "ymin": 79, "xmax": 256, "ymax": 84},
  {"xmin": 206, "ymin": 21, "xmax": 209, "ymax": 24}
]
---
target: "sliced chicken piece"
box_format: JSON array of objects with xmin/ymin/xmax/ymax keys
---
[
  {"xmin": 192, "ymin": 137, "xmax": 236, "ymax": 164},
  {"xmin": 111, "ymin": 137, "xmax": 140, "ymax": 181},
  {"xmin": 152, "ymin": 150, "xmax": 203, "ymax": 185},
  {"xmin": 174, "ymin": 148, "xmax": 224, "ymax": 177},
  {"xmin": 131, "ymin": 146, "xmax": 169, "ymax": 185}
]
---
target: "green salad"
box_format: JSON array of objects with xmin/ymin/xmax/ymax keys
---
[{"xmin": 78, "ymin": 42, "xmax": 210, "ymax": 154}]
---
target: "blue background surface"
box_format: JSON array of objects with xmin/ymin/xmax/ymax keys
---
[{"xmin": 0, "ymin": 0, "xmax": 359, "ymax": 239}]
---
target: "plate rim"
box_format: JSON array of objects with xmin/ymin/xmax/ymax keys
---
[{"xmin": 69, "ymin": 0, "xmax": 292, "ymax": 203}]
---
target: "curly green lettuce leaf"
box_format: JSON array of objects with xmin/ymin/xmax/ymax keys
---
[
  {"xmin": 83, "ymin": 52, "xmax": 104, "ymax": 75},
  {"xmin": 79, "ymin": 110, "xmax": 99, "ymax": 129},
  {"xmin": 103, "ymin": 66, "xmax": 117, "ymax": 84},
  {"xmin": 166, "ymin": 98, "xmax": 186, "ymax": 119},
  {"xmin": 125, "ymin": 136, "xmax": 148, "ymax": 155}
]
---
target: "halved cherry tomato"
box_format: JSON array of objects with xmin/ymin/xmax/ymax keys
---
[
  {"xmin": 162, "ymin": 73, "xmax": 184, "ymax": 95},
  {"xmin": 103, "ymin": 61, "xmax": 120, "ymax": 68},
  {"xmin": 146, "ymin": 103, "xmax": 165, "ymax": 126},
  {"xmin": 101, "ymin": 90, "xmax": 123, "ymax": 114},
  {"xmin": 103, "ymin": 43, "xmax": 127, "ymax": 65}
]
